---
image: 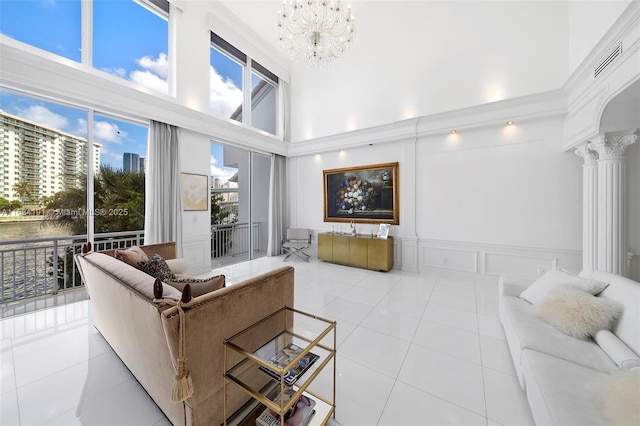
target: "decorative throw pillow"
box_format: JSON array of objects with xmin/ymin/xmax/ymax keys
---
[
  {"xmin": 535, "ymin": 285, "xmax": 623, "ymax": 339},
  {"xmin": 166, "ymin": 275, "xmax": 225, "ymax": 298},
  {"xmin": 520, "ymin": 268, "xmax": 609, "ymax": 304},
  {"xmin": 138, "ymin": 253, "xmax": 174, "ymax": 281},
  {"xmin": 593, "ymin": 330, "xmax": 640, "ymax": 370},
  {"xmin": 115, "ymin": 246, "xmax": 148, "ymax": 269},
  {"xmin": 599, "ymin": 369, "xmax": 640, "ymax": 425}
]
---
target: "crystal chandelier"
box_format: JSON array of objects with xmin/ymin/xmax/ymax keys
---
[{"xmin": 276, "ymin": 0, "xmax": 356, "ymax": 68}]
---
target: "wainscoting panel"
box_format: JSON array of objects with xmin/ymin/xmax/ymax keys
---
[
  {"xmin": 421, "ymin": 246, "xmax": 478, "ymax": 273},
  {"xmin": 418, "ymin": 239, "xmax": 582, "ymax": 280},
  {"xmin": 182, "ymin": 236, "xmax": 212, "ymax": 275},
  {"xmin": 484, "ymin": 252, "xmax": 557, "ymax": 279}
]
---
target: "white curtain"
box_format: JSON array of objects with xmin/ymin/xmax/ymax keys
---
[
  {"xmin": 267, "ymin": 154, "xmax": 287, "ymax": 256},
  {"xmin": 144, "ymin": 120, "xmax": 183, "ymax": 256}
]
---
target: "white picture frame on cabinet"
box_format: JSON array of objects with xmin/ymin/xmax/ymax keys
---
[{"xmin": 377, "ymin": 223, "xmax": 390, "ymax": 239}]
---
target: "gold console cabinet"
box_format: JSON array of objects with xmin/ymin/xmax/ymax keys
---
[{"xmin": 318, "ymin": 233, "xmax": 393, "ymax": 271}]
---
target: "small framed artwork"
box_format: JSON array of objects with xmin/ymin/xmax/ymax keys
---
[
  {"xmin": 377, "ymin": 223, "xmax": 390, "ymax": 239},
  {"xmin": 180, "ymin": 173, "xmax": 208, "ymax": 211}
]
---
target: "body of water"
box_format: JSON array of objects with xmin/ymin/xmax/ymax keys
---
[
  {"xmin": 1, "ymin": 221, "xmax": 81, "ymax": 303},
  {"xmin": 0, "ymin": 221, "xmax": 73, "ymax": 242}
]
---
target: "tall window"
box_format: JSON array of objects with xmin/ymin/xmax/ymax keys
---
[
  {"xmin": 0, "ymin": 0, "xmax": 82, "ymax": 62},
  {"xmin": 210, "ymin": 32, "xmax": 279, "ymax": 135},
  {"xmin": 93, "ymin": 0, "xmax": 169, "ymax": 94},
  {"xmin": 0, "ymin": 90, "xmax": 148, "ymax": 238},
  {"xmin": 251, "ymin": 63, "xmax": 278, "ymax": 135},
  {"xmin": 210, "ymin": 142, "xmax": 270, "ymax": 267},
  {"xmin": 92, "ymin": 114, "xmax": 148, "ymax": 233},
  {"xmin": 210, "ymin": 34, "xmax": 244, "ymax": 123},
  {"xmin": 0, "ymin": 90, "xmax": 88, "ymax": 236}
]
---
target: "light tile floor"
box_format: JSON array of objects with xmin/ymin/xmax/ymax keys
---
[{"xmin": 0, "ymin": 256, "xmax": 535, "ymax": 426}]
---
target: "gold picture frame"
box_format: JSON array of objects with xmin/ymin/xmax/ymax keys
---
[
  {"xmin": 180, "ymin": 173, "xmax": 208, "ymax": 211},
  {"xmin": 323, "ymin": 162, "xmax": 399, "ymax": 224}
]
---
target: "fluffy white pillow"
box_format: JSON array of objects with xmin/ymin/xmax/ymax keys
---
[
  {"xmin": 600, "ymin": 370, "xmax": 640, "ymax": 426},
  {"xmin": 520, "ymin": 268, "xmax": 608, "ymax": 304},
  {"xmin": 535, "ymin": 286, "xmax": 622, "ymax": 339}
]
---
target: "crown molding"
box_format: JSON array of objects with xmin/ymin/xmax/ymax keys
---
[
  {"xmin": 287, "ymin": 90, "xmax": 567, "ymax": 158},
  {"xmin": 563, "ymin": 0, "xmax": 640, "ymax": 96}
]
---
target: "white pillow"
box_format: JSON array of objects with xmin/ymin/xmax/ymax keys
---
[
  {"xmin": 535, "ymin": 286, "xmax": 622, "ymax": 339},
  {"xmin": 600, "ymin": 370, "xmax": 640, "ymax": 425},
  {"xmin": 519, "ymin": 268, "xmax": 608, "ymax": 304},
  {"xmin": 593, "ymin": 330, "xmax": 640, "ymax": 370}
]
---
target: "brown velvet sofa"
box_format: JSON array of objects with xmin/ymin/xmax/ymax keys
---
[{"xmin": 75, "ymin": 242, "xmax": 294, "ymax": 426}]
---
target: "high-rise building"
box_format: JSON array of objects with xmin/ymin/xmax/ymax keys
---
[
  {"xmin": 123, "ymin": 152, "xmax": 140, "ymax": 173},
  {"xmin": 0, "ymin": 110, "xmax": 101, "ymax": 203},
  {"xmin": 138, "ymin": 156, "xmax": 145, "ymax": 173}
]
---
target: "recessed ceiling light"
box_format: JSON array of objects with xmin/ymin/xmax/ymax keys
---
[
  {"xmin": 506, "ymin": 120, "xmax": 515, "ymax": 125},
  {"xmin": 450, "ymin": 130, "xmax": 457, "ymax": 134}
]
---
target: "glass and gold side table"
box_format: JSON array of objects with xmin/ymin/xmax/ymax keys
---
[{"xmin": 223, "ymin": 307, "xmax": 336, "ymax": 426}]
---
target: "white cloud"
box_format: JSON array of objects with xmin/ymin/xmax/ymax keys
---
[
  {"xmin": 97, "ymin": 145, "xmax": 121, "ymax": 162},
  {"xmin": 102, "ymin": 67, "xmax": 127, "ymax": 79},
  {"xmin": 94, "ymin": 120, "xmax": 127, "ymax": 144},
  {"xmin": 75, "ymin": 118, "xmax": 126, "ymax": 145},
  {"xmin": 17, "ymin": 105, "xmax": 68, "ymax": 131},
  {"xmin": 209, "ymin": 66, "xmax": 243, "ymax": 117},
  {"xmin": 137, "ymin": 53, "xmax": 168, "ymax": 79},
  {"xmin": 130, "ymin": 69, "xmax": 169, "ymax": 94},
  {"xmin": 210, "ymin": 155, "xmax": 237, "ymax": 186}
]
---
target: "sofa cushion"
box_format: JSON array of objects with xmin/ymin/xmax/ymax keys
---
[
  {"xmin": 166, "ymin": 275, "xmax": 225, "ymax": 298},
  {"xmin": 502, "ymin": 295, "xmax": 616, "ymax": 373},
  {"xmin": 519, "ymin": 269, "xmax": 608, "ymax": 304},
  {"xmin": 165, "ymin": 258, "xmax": 187, "ymax": 275},
  {"xmin": 138, "ymin": 254, "xmax": 174, "ymax": 281},
  {"xmin": 84, "ymin": 252, "xmax": 182, "ymax": 301},
  {"xmin": 521, "ymin": 349, "xmax": 611, "ymax": 426},
  {"xmin": 535, "ymin": 286, "xmax": 623, "ymax": 339},
  {"xmin": 115, "ymin": 246, "xmax": 149, "ymax": 268}
]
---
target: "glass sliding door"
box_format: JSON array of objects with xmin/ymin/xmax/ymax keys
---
[
  {"xmin": 251, "ymin": 152, "xmax": 271, "ymax": 258},
  {"xmin": 210, "ymin": 142, "xmax": 271, "ymax": 267}
]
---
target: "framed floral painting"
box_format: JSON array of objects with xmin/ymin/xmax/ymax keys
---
[{"xmin": 323, "ymin": 162, "xmax": 399, "ymax": 224}]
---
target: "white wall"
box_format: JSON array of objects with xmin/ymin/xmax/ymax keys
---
[
  {"xmin": 289, "ymin": 0, "xmax": 571, "ymax": 142},
  {"xmin": 179, "ymin": 129, "xmax": 213, "ymax": 275},
  {"xmin": 417, "ymin": 116, "xmax": 581, "ymax": 250},
  {"xmin": 288, "ymin": 94, "xmax": 584, "ymax": 278}
]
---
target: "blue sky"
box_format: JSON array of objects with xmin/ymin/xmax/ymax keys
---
[{"xmin": 0, "ymin": 0, "xmax": 238, "ymax": 183}]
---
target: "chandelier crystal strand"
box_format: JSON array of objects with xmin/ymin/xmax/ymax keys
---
[{"xmin": 276, "ymin": 0, "xmax": 355, "ymax": 68}]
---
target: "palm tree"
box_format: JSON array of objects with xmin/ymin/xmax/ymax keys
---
[{"xmin": 12, "ymin": 181, "xmax": 32, "ymax": 204}]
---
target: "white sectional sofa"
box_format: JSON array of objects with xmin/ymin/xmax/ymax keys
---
[{"xmin": 499, "ymin": 269, "xmax": 640, "ymax": 425}]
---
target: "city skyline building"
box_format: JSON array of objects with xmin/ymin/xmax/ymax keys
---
[
  {"xmin": 0, "ymin": 110, "xmax": 101, "ymax": 203},
  {"xmin": 123, "ymin": 152, "xmax": 145, "ymax": 173}
]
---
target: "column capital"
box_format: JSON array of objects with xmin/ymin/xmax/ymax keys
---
[
  {"xmin": 587, "ymin": 132, "xmax": 637, "ymax": 159},
  {"xmin": 574, "ymin": 145, "xmax": 599, "ymax": 164}
]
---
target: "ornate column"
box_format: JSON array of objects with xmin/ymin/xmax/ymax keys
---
[
  {"xmin": 574, "ymin": 144, "xmax": 598, "ymax": 276},
  {"xmin": 588, "ymin": 131, "xmax": 637, "ymax": 275}
]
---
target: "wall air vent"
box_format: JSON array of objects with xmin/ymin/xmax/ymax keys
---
[{"xmin": 594, "ymin": 43, "xmax": 622, "ymax": 78}]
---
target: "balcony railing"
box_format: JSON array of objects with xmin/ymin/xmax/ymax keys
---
[
  {"xmin": 1, "ymin": 222, "xmax": 267, "ymax": 305},
  {"xmin": 211, "ymin": 222, "xmax": 265, "ymax": 266},
  {"xmin": 0, "ymin": 231, "xmax": 144, "ymax": 304}
]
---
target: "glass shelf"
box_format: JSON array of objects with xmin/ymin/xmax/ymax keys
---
[{"xmin": 224, "ymin": 307, "xmax": 336, "ymax": 426}]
